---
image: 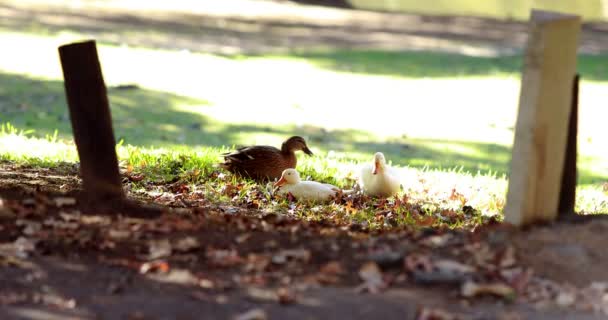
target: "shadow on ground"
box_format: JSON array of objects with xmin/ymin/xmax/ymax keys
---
[
  {"xmin": 289, "ymin": 50, "xmax": 608, "ymax": 81},
  {"xmin": 0, "ymin": 179, "xmax": 606, "ymax": 320},
  {"xmin": 2, "ymin": 71, "xmax": 607, "ymax": 185},
  {"xmin": 1, "ymin": 1, "xmax": 608, "ymax": 80}
]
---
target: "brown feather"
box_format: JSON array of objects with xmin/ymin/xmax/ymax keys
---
[{"xmin": 220, "ymin": 136, "xmax": 311, "ymax": 181}]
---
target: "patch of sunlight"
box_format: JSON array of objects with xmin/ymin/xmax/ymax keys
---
[
  {"xmin": 576, "ymin": 186, "xmax": 608, "ymax": 214},
  {"xmin": 157, "ymin": 124, "xmax": 180, "ymax": 133},
  {"xmin": 351, "ymin": 0, "xmax": 605, "ymax": 21},
  {"xmin": 231, "ymin": 132, "xmax": 287, "ymax": 148},
  {"xmin": 1, "ymin": 30, "xmax": 608, "ymax": 177},
  {"xmin": 578, "ymin": 81, "xmax": 608, "ymax": 158},
  {"xmin": 110, "ymin": 95, "xmax": 139, "ymax": 108},
  {"xmin": 422, "ymin": 141, "xmax": 491, "ymax": 158},
  {"xmin": 0, "ymin": 31, "xmax": 525, "ymax": 146},
  {"xmin": 0, "ymin": 134, "xmax": 78, "ymax": 162},
  {"xmin": 399, "ymin": 166, "xmax": 507, "ymax": 217}
]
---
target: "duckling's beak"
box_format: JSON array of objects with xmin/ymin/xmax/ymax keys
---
[
  {"xmin": 274, "ymin": 176, "xmax": 287, "ymax": 187},
  {"xmin": 372, "ymin": 161, "xmax": 380, "ymax": 175},
  {"xmin": 303, "ymin": 146, "xmax": 313, "ymax": 156}
]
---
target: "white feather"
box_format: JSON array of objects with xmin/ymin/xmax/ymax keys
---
[
  {"xmin": 276, "ymin": 169, "xmax": 339, "ymax": 202},
  {"xmin": 359, "ymin": 152, "xmax": 401, "ymax": 197}
]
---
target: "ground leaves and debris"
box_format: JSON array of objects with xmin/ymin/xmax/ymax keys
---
[{"xmin": 1, "ymin": 162, "xmax": 607, "ymax": 319}]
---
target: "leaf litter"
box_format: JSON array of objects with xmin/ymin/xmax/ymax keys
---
[{"xmin": 0, "ymin": 163, "xmax": 607, "ymax": 318}]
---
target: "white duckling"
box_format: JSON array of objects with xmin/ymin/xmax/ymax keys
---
[
  {"xmin": 359, "ymin": 152, "xmax": 401, "ymax": 197},
  {"xmin": 274, "ymin": 168, "xmax": 339, "ymax": 202}
]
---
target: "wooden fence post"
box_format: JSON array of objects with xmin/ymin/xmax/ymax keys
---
[
  {"xmin": 504, "ymin": 10, "xmax": 581, "ymax": 226},
  {"xmin": 59, "ymin": 40, "xmax": 161, "ymax": 217},
  {"xmin": 59, "ymin": 40, "xmax": 124, "ymax": 202}
]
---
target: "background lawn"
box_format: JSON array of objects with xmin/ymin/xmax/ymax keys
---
[{"xmin": 0, "ymin": 1, "xmax": 607, "ymax": 219}]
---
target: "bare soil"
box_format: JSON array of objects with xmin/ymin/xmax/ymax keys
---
[
  {"xmin": 1, "ymin": 0, "xmax": 608, "ymax": 55},
  {"xmin": 1, "ymin": 162, "xmax": 607, "ymax": 319}
]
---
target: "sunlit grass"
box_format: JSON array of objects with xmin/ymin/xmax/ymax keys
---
[
  {"xmin": 1, "ymin": 129, "xmax": 606, "ymax": 222},
  {"xmin": 0, "ymin": 30, "xmax": 607, "ymax": 182},
  {"xmin": 0, "ymin": 27, "xmax": 607, "ymax": 221}
]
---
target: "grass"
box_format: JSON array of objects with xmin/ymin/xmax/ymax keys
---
[
  {"xmin": 0, "ymin": 28, "xmax": 607, "ymax": 226},
  {"xmin": 0, "ymin": 128, "xmax": 510, "ymax": 229},
  {"xmin": 1, "ymin": 127, "xmax": 607, "ymax": 229},
  {"xmin": 287, "ymin": 50, "xmax": 608, "ymax": 81}
]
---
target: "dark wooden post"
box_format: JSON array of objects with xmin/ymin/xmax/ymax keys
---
[
  {"xmin": 59, "ymin": 40, "xmax": 124, "ymax": 202},
  {"xmin": 558, "ymin": 74, "xmax": 579, "ymax": 219},
  {"xmin": 59, "ymin": 40, "xmax": 162, "ymax": 217}
]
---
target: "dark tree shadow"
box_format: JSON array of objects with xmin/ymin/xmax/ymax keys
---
[{"xmin": 2, "ymin": 71, "xmax": 607, "ymax": 184}]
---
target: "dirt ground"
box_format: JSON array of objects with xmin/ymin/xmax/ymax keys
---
[
  {"xmin": 1, "ymin": 162, "xmax": 607, "ymax": 320},
  {"xmin": 2, "ymin": 1, "xmax": 608, "ymax": 319},
  {"xmin": 2, "ymin": 0, "xmax": 608, "ymax": 55}
]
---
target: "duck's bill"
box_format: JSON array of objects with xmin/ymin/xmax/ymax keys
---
[
  {"xmin": 274, "ymin": 176, "xmax": 287, "ymax": 187},
  {"xmin": 303, "ymin": 147, "xmax": 314, "ymax": 156},
  {"xmin": 372, "ymin": 162, "xmax": 379, "ymax": 175}
]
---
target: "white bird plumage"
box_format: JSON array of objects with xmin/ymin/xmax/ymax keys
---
[
  {"xmin": 359, "ymin": 152, "xmax": 401, "ymax": 197},
  {"xmin": 274, "ymin": 168, "xmax": 339, "ymax": 202}
]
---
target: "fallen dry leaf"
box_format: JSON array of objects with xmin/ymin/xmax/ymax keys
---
[
  {"xmin": 271, "ymin": 248, "xmax": 311, "ymax": 265},
  {"xmin": 53, "ymin": 197, "xmax": 76, "ymax": 207},
  {"xmin": 416, "ymin": 307, "xmax": 461, "ymax": 320},
  {"xmin": 555, "ymin": 290, "xmax": 576, "ymax": 307},
  {"xmin": 246, "ymin": 287, "xmax": 278, "ymax": 303},
  {"xmin": 412, "ymin": 259, "xmax": 475, "ymax": 285},
  {"xmin": 496, "ymin": 311, "xmax": 525, "ymax": 320},
  {"xmin": 233, "ymin": 308, "xmax": 267, "ymax": 320},
  {"xmin": 17, "ymin": 219, "xmax": 42, "ymax": 236},
  {"xmin": 320, "ymin": 261, "xmax": 344, "ymax": 275},
  {"xmin": 172, "ymin": 236, "xmax": 200, "ymax": 252},
  {"xmin": 152, "ymin": 269, "xmax": 199, "ymax": 285},
  {"xmin": 404, "ymin": 253, "xmax": 433, "ymax": 273},
  {"xmin": 206, "ymin": 248, "xmax": 243, "ymax": 267},
  {"xmin": 139, "ymin": 260, "xmax": 170, "ymax": 274},
  {"xmin": 356, "ymin": 261, "xmax": 386, "ymax": 294},
  {"xmin": 244, "ymin": 254, "xmax": 271, "ymax": 273},
  {"xmin": 497, "ymin": 246, "xmax": 517, "ymax": 268},
  {"xmin": 107, "ymin": 229, "xmax": 132, "ymax": 240},
  {"xmin": 277, "ymin": 287, "xmax": 297, "ymax": 305},
  {"xmin": 12, "ymin": 236, "xmax": 39, "ymax": 258},
  {"xmin": 461, "ymin": 280, "xmax": 515, "ymax": 299},
  {"xmin": 415, "ymin": 215, "xmax": 437, "ymax": 227},
  {"xmin": 235, "ymin": 233, "xmax": 252, "ymax": 244},
  {"xmin": 147, "ymin": 239, "xmax": 172, "ymax": 260},
  {"xmin": 578, "ymin": 282, "xmax": 608, "ymax": 315},
  {"xmin": 434, "ymin": 259, "xmax": 475, "ymax": 274},
  {"xmin": 501, "ymin": 267, "xmax": 533, "ymax": 294}
]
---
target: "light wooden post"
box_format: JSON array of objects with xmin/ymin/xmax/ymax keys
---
[{"xmin": 504, "ymin": 10, "xmax": 581, "ymax": 226}]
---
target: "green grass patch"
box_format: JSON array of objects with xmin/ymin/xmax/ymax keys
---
[
  {"xmin": 283, "ymin": 50, "xmax": 608, "ymax": 81},
  {"xmin": 1, "ymin": 128, "xmax": 607, "ymax": 230},
  {"xmin": 0, "ymin": 30, "xmax": 606, "ymax": 224}
]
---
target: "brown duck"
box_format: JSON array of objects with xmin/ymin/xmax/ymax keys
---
[{"xmin": 220, "ymin": 136, "xmax": 313, "ymax": 181}]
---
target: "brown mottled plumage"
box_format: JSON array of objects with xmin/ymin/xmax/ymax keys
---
[{"xmin": 220, "ymin": 136, "xmax": 313, "ymax": 181}]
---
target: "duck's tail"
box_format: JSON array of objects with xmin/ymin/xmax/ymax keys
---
[{"xmin": 341, "ymin": 189, "xmax": 356, "ymax": 195}]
